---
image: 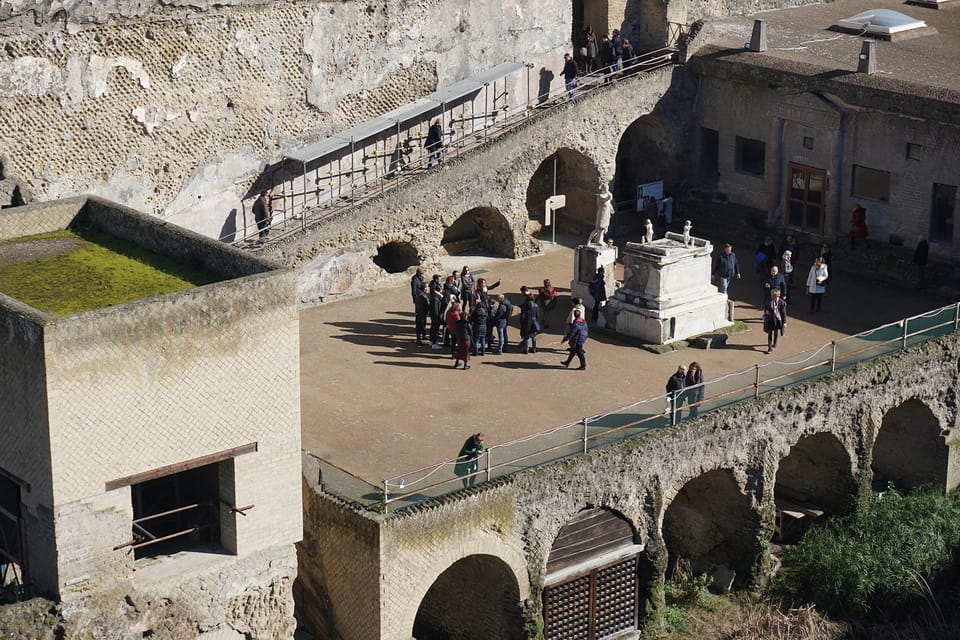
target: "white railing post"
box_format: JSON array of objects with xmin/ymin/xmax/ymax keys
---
[
  {"xmin": 831, "ymin": 341, "xmax": 837, "ymax": 373},
  {"xmin": 583, "ymin": 418, "xmax": 589, "ymax": 454},
  {"xmin": 382, "ymin": 480, "xmax": 389, "ymax": 513},
  {"xmin": 670, "ymin": 392, "xmax": 678, "ymax": 427},
  {"xmin": 754, "ymin": 364, "xmax": 761, "ymax": 399},
  {"xmin": 901, "ymin": 319, "xmax": 909, "ymax": 349},
  {"xmin": 954, "ymin": 302, "xmax": 959, "ymax": 331},
  {"xmin": 485, "ymin": 449, "xmax": 492, "ymax": 481}
]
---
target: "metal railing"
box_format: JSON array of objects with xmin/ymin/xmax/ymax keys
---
[
  {"xmin": 232, "ymin": 47, "xmax": 681, "ymax": 247},
  {"xmin": 366, "ymin": 302, "xmax": 960, "ymax": 512}
]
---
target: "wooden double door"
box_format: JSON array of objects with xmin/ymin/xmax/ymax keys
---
[{"xmin": 788, "ymin": 163, "xmax": 826, "ymax": 234}]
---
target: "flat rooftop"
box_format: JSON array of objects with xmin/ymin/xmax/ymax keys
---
[
  {"xmin": 0, "ymin": 228, "xmax": 220, "ymax": 316},
  {"xmin": 300, "ymin": 236, "xmax": 943, "ymax": 506},
  {"xmin": 694, "ymin": 0, "xmax": 960, "ymax": 110}
]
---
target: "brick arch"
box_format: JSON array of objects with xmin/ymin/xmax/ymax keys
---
[
  {"xmin": 441, "ymin": 206, "xmax": 515, "ymax": 258},
  {"xmin": 397, "ymin": 537, "xmax": 530, "ymax": 640},
  {"xmin": 873, "ymin": 398, "xmax": 948, "ymax": 491},
  {"xmin": 521, "ymin": 146, "xmax": 605, "ymax": 237},
  {"xmin": 661, "ymin": 468, "xmax": 760, "ymax": 583},
  {"xmin": 774, "ymin": 432, "xmax": 857, "ymax": 535}
]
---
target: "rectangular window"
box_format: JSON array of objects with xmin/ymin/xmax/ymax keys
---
[
  {"xmin": 802, "ymin": 136, "xmax": 814, "ymax": 150},
  {"xmin": 735, "ymin": 136, "xmax": 765, "ymax": 177},
  {"xmin": 906, "ymin": 143, "xmax": 923, "ymax": 161},
  {"xmin": 130, "ymin": 461, "xmax": 226, "ymax": 560},
  {"xmin": 851, "ymin": 165, "xmax": 890, "ymax": 201},
  {"xmin": 931, "ymin": 183, "xmax": 956, "ymax": 244}
]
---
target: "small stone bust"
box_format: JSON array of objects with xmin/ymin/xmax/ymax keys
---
[
  {"xmin": 682, "ymin": 220, "xmax": 693, "ymax": 246},
  {"xmin": 643, "ymin": 219, "xmax": 654, "ymax": 244}
]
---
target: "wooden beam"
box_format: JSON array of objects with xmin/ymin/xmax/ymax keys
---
[{"xmin": 104, "ymin": 442, "xmax": 258, "ymax": 491}]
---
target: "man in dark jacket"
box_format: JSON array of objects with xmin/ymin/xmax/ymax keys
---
[
  {"xmin": 425, "ymin": 118, "xmax": 444, "ymax": 169},
  {"xmin": 252, "ymin": 191, "xmax": 272, "ymax": 241},
  {"xmin": 560, "ymin": 53, "xmax": 578, "ymax": 101},
  {"xmin": 666, "ymin": 364, "xmax": 688, "ymax": 420},
  {"xmin": 493, "ymin": 294, "xmax": 512, "ymax": 354},
  {"xmin": 561, "ymin": 310, "xmax": 589, "ymax": 370},
  {"xmin": 410, "ymin": 267, "xmax": 425, "ymax": 306},
  {"xmin": 414, "ymin": 282, "xmax": 430, "ymax": 346},
  {"xmin": 470, "ymin": 304, "xmax": 488, "ymax": 356},
  {"xmin": 520, "ymin": 290, "xmax": 541, "ymax": 354},
  {"xmin": 712, "ymin": 243, "xmax": 740, "ymax": 294},
  {"xmin": 762, "ymin": 265, "xmax": 788, "ymax": 304},
  {"xmin": 428, "ymin": 274, "xmax": 445, "ymax": 348}
]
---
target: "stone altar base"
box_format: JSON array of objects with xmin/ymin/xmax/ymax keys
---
[
  {"xmin": 571, "ymin": 244, "xmax": 618, "ymax": 327},
  {"xmin": 603, "ymin": 233, "xmax": 732, "ymax": 344}
]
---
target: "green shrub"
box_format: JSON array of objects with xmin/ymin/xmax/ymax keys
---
[{"xmin": 777, "ymin": 485, "xmax": 960, "ymax": 616}]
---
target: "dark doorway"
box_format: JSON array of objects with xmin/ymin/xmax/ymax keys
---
[
  {"xmin": 930, "ymin": 183, "xmax": 956, "ymax": 244},
  {"xmin": 413, "ymin": 554, "xmax": 523, "ymax": 640},
  {"xmin": 699, "ymin": 128, "xmax": 719, "ymax": 188},
  {"xmin": 373, "ymin": 241, "xmax": 420, "ymax": 273},
  {"xmin": 787, "ymin": 163, "xmax": 826, "ymax": 234},
  {"xmin": 573, "ymin": 0, "xmax": 610, "ymax": 48},
  {"xmin": 0, "ymin": 473, "xmax": 26, "ymax": 599}
]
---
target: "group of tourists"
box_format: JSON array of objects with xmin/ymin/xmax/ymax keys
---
[
  {"xmin": 712, "ymin": 234, "xmax": 833, "ymax": 354},
  {"xmin": 410, "ymin": 268, "xmax": 591, "ymax": 371},
  {"xmin": 560, "ymin": 26, "xmax": 641, "ymax": 101},
  {"xmin": 664, "ymin": 362, "xmax": 706, "ymax": 418}
]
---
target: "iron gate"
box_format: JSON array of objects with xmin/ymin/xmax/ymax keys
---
[{"xmin": 543, "ymin": 555, "xmax": 638, "ymax": 640}]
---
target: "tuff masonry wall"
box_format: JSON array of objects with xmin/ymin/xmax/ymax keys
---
[
  {"xmin": 0, "ymin": 198, "xmax": 303, "ymax": 639},
  {"xmin": 300, "ymin": 330, "xmax": 960, "ymax": 639},
  {"xmin": 264, "ymin": 65, "xmax": 692, "ymax": 303},
  {"xmin": 0, "ymin": 0, "xmax": 569, "ymax": 236}
]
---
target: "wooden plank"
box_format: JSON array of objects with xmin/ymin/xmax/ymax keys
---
[{"xmin": 105, "ymin": 442, "xmax": 258, "ymax": 491}]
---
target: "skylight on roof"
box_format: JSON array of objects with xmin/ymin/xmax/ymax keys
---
[{"xmin": 835, "ymin": 9, "xmax": 926, "ymax": 35}]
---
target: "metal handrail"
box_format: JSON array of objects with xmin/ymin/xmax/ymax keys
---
[
  {"xmin": 233, "ymin": 47, "xmax": 681, "ymax": 247},
  {"xmin": 378, "ymin": 302, "xmax": 960, "ymax": 511}
]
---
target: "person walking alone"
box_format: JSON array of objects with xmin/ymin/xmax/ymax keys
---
[
  {"xmin": 560, "ymin": 53, "xmax": 579, "ymax": 101},
  {"xmin": 712, "ymin": 243, "xmax": 740, "ymax": 295},
  {"xmin": 560, "ymin": 309, "xmax": 588, "ymax": 370},
  {"xmin": 806, "ymin": 256, "xmax": 829, "ymax": 313},
  {"xmin": 764, "ymin": 289, "xmax": 787, "ymax": 353}
]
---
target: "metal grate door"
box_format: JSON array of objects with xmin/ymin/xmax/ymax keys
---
[{"xmin": 544, "ymin": 556, "xmax": 638, "ymax": 640}]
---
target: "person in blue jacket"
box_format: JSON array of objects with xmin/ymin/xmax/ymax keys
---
[{"xmin": 560, "ymin": 309, "xmax": 589, "ymax": 370}]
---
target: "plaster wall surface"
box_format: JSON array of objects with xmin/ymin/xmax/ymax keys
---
[
  {"xmin": 0, "ymin": 0, "xmax": 569, "ymax": 234},
  {"xmin": 302, "ymin": 331, "xmax": 960, "ymax": 639}
]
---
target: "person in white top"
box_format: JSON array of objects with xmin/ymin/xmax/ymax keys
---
[{"xmin": 806, "ymin": 255, "xmax": 829, "ymax": 312}]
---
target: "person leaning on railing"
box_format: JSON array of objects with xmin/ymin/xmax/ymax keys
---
[{"xmin": 455, "ymin": 433, "xmax": 485, "ymax": 488}]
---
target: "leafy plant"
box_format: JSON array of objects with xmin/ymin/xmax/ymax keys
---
[{"xmin": 776, "ymin": 485, "xmax": 960, "ymax": 616}]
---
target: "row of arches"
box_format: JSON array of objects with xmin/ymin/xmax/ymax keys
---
[
  {"xmin": 370, "ymin": 121, "xmax": 669, "ymax": 274},
  {"xmin": 409, "ymin": 399, "xmax": 948, "ymax": 639}
]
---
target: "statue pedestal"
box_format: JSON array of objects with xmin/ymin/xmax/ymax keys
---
[
  {"xmin": 604, "ymin": 233, "xmax": 732, "ymax": 344},
  {"xmin": 571, "ymin": 244, "xmax": 617, "ymax": 327}
]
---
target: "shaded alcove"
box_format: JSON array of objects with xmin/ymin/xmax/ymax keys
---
[
  {"xmin": 542, "ymin": 507, "xmax": 652, "ymax": 639},
  {"xmin": 372, "ymin": 240, "xmax": 420, "ymax": 273},
  {"xmin": 662, "ymin": 469, "xmax": 759, "ymax": 584},
  {"xmin": 774, "ymin": 433, "xmax": 857, "ymax": 542},
  {"xmin": 413, "ymin": 554, "xmax": 523, "ymax": 640},
  {"xmin": 441, "ymin": 207, "xmax": 515, "ymax": 258},
  {"xmin": 626, "ymin": 0, "xmax": 668, "ymax": 51},
  {"xmin": 573, "ymin": 0, "xmax": 611, "ymax": 47},
  {"xmin": 873, "ymin": 399, "xmax": 948, "ymax": 491},
  {"xmin": 613, "ymin": 114, "xmax": 675, "ymax": 207},
  {"xmin": 524, "ymin": 148, "xmax": 601, "ymax": 238}
]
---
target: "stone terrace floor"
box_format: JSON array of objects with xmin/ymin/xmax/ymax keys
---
[{"xmin": 299, "ymin": 231, "xmax": 947, "ymax": 493}]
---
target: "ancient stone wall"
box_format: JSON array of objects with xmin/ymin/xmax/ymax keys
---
[
  {"xmin": 263, "ymin": 65, "xmax": 690, "ymax": 304},
  {"xmin": 0, "ymin": 0, "xmax": 569, "ymax": 236},
  {"xmin": 300, "ymin": 330, "xmax": 960, "ymax": 639}
]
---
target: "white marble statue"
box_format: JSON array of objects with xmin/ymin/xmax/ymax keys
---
[
  {"xmin": 643, "ymin": 218, "xmax": 654, "ymax": 244},
  {"xmin": 588, "ymin": 186, "xmax": 614, "ymax": 245},
  {"xmin": 682, "ymin": 220, "xmax": 693, "ymax": 246}
]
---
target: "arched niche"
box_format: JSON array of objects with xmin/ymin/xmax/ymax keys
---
[
  {"xmin": 613, "ymin": 114, "xmax": 675, "ymax": 207},
  {"xmin": 542, "ymin": 507, "xmax": 651, "ymax": 640},
  {"xmin": 524, "ymin": 148, "xmax": 601, "ymax": 237},
  {"xmin": 873, "ymin": 399, "xmax": 948, "ymax": 491},
  {"xmin": 774, "ymin": 433, "xmax": 857, "ymax": 542},
  {"xmin": 412, "ymin": 554, "xmax": 523, "ymax": 640},
  {"xmin": 441, "ymin": 207, "xmax": 515, "ymax": 258},
  {"xmin": 662, "ymin": 469, "xmax": 758, "ymax": 584},
  {"xmin": 372, "ymin": 240, "xmax": 420, "ymax": 273}
]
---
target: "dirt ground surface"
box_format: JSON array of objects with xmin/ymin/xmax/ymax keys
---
[
  {"xmin": 300, "ymin": 234, "xmax": 946, "ymax": 490},
  {"xmin": 0, "ymin": 237, "xmax": 82, "ymax": 269}
]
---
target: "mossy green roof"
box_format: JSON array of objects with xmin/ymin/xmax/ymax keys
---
[{"xmin": 0, "ymin": 228, "xmax": 222, "ymax": 317}]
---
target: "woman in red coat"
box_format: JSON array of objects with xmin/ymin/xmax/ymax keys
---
[{"xmin": 849, "ymin": 204, "xmax": 869, "ymax": 249}]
